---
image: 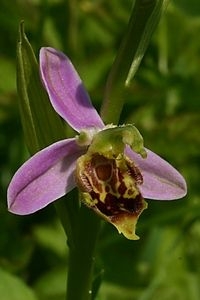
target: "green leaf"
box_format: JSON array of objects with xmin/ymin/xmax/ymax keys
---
[
  {"xmin": 101, "ymin": 0, "xmax": 169, "ymax": 124},
  {"xmin": 125, "ymin": 0, "xmax": 169, "ymax": 86},
  {"xmin": 0, "ymin": 268, "xmax": 37, "ymax": 300},
  {"xmin": 16, "ymin": 21, "xmax": 65, "ymax": 155},
  {"xmin": 16, "ymin": 20, "xmax": 77, "ymax": 254}
]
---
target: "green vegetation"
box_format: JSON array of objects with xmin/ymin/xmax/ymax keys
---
[{"xmin": 0, "ymin": 1, "xmax": 200, "ymax": 299}]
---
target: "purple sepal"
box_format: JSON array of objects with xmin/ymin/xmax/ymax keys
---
[
  {"xmin": 126, "ymin": 147, "xmax": 187, "ymax": 200},
  {"xmin": 8, "ymin": 139, "xmax": 85, "ymax": 215},
  {"xmin": 40, "ymin": 47, "xmax": 104, "ymax": 132}
]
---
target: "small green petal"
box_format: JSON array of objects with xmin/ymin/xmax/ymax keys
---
[{"xmin": 88, "ymin": 124, "xmax": 147, "ymax": 159}]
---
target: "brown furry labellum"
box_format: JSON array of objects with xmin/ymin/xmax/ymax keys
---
[{"xmin": 75, "ymin": 153, "xmax": 147, "ymax": 240}]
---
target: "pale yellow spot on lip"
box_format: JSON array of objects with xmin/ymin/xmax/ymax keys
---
[
  {"xmin": 111, "ymin": 213, "xmax": 140, "ymax": 240},
  {"xmin": 109, "ymin": 199, "xmax": 148, "ymax": 240}
]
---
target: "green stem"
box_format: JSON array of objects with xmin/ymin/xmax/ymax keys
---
[
  {"xmin": 66, "ymin": 205, "xmax": 101, "ymax": 300},
  {"xmin": 54, "ymin": 193, "xmax": 80, "ymax": 250},
  {"xmin": 54, "ymin": 193, "xmax": 101, "ymax": 300}
]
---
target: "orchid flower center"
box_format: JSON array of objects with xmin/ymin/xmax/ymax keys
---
[{"xmin": 75, "ymin": 124, "xmax": 148, "ymax": 240}]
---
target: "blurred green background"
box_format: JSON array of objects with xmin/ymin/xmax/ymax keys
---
[{"xmin": 0, "ymin": 0, "xmax": 200, "ymax": 299}]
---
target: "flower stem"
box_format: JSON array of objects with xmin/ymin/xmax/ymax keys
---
[
  {"xmin": 66, "ymin": 205, "xmax": 101, "ymax": 300},
  {"xmin": 54, "ymin": 194, "xmax": 80, "ymax": 250},
  {"xmin": 55, "ymin": 194, "xmax": 101, "ymax": 299}
]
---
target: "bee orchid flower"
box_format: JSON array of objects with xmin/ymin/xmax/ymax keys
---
[{"xmin": 7, "ymin": 47, "xmax": 187, "ymax": 240}]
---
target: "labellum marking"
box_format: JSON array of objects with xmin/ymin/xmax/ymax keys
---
[{"xmin": 76, "ymin": 153, "xmax": 147, "ymax": 239}]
